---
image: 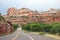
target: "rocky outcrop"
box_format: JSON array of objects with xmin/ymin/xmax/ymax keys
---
[
  {"xmin": 0, "ymin": 15, "xmax": 14, "ymax": 36},
  {"xmin": 7, "ymin": 8, "xmax": 33, "ymax": 17},
  {"xmin": 7, "ymin": 8, "xmax": 18, "ymax": 16}
]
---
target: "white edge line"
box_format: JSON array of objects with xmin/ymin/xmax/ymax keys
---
[
  {"xmin": 17, "ymin": 28, "xmax": 34, "ymax": 40},
  {"xmin": 27, "ymin": 34, "xmax": 34, "ymax": 40},
  {"xmin": 24, "ymin": 33, "xmax": 34, "ymax": 40}
]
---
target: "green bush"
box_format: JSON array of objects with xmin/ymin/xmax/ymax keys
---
[
  {"xmin": 13, "ymin": 24, "xmax": 19, "ymax": 29},
  {"xmin": 22, "ymin": 23, "xmax": 31, "ymax": 31},
  {"xmin": 30, "ymin": 24, "xmax": 41, "ymax": 32},
  {"xmin": 50, "ymin": 23, "xmax": 60, "ymax": 34},
  {"xmin": 22, "ymin": 22, "xmax": 51, "ymax": 32},
  {"xmin": 22, "ymin": 22, "xmax": 60, "ymax": 35},
  {"xmin": 39, "ymin": 23, "xmax": 51, "ymax": 32}
]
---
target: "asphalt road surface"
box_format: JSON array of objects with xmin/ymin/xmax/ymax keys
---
[{"xmin": 0, "ymin": 28, "xmax": 55, "ymax": 40}]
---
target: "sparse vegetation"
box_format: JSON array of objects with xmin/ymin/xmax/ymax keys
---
[{"xmin": 0, "ymin": 16, "xmax": 6, "ymax": 22}]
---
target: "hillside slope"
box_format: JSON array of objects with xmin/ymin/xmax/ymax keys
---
[{"xmin": 0, "ymin": 15, "xmax": 14, "ymax": 36}]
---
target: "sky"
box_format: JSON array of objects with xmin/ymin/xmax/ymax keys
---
[{"xmin": 0, "ymin": 0, "xmax": 60, "ymax": 15}]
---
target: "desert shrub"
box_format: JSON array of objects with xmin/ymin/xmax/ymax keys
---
[
  {"xmin": 30, "ymin": 23, "xmax": 41, "ymax": 32},
  {"xmin": 50, "ymin": 23, "xmax": 60, "ymax": 34},
  {"xmin": 39, "ymin": 23, "xmax": 51, "ymax": 32}
]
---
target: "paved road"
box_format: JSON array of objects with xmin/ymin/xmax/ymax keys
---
[{"xmin": 0, "ymin": 28, "xmax": 55, "ymax": 40}]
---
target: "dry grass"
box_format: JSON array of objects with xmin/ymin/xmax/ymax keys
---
[
  {"xmin": 45, "ymin": 34, "xmax": 60, "ymax": 40},
  {"xmin": 23, "ymin": 30, "xmax": 60, "ymax": 40}
]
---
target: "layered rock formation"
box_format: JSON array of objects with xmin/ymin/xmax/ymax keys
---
[
  {"xmin": 0, "ymin": 14, "xmax": 14, "ymax": 36},
  {"xmin": 7, "ymin": 8, "xmax": 33, "ymax": 16},
  {"xmin": 5, "ymin": 8, "xmax": 60, "ymax": 25}
]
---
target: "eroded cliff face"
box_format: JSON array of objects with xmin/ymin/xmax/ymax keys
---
[
  {"xmin": 5, "ymin": 8, "xmax": 60, "ymax": 25},
  {"xmin": 6, "ymin": 8, "xmax": 34, "ymax": 25},
  {"xmin": 7, "ymin": 8, "xmax": 18, "ymax": 16},
  {"xmin": 7, "ymin": 8, "xmax": 33, "ymax": 16},
  {"xmin": 0, "ymin": 15, "xmax": 14, "ymax": 36}
]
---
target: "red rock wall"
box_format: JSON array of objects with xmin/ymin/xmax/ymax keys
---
[{"xmin": 6, "ymin": 8, "xmax": 60, "ymax": 25}]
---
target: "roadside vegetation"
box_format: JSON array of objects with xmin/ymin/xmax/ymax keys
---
[
  {"xmin": 22, "ymin": 22, "xmax": 60, "ymax": 35},
  {"xmin": 13, "ymin": 24, "xmax": 19, "ymax": 30},
  {"xmin": 22, "ymin": 22, "xmax": 60, "ymax": 40}
]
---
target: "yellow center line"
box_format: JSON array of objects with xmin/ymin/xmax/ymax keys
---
[{"xmin": 12, "ymin": 34, "xmax": 19, "ymax": 40}]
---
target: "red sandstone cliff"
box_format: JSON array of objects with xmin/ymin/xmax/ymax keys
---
[
  {"xmin": 5, "ymin": 8, "xmax": 60, "ymax": 24},
  {"xmin": 0, "ymin": 15, "xmax": 14, "ymax": 36}
]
